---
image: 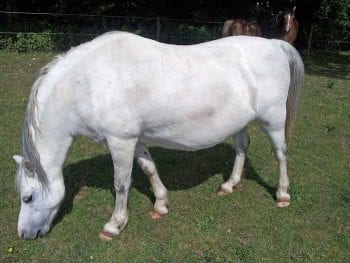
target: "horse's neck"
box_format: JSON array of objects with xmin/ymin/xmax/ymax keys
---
[
  {"xmin": 32, "ymin": 85, "xmax": 73, "ymax": 174},
  {"xmin": 285, "ymin": 20, "xmax": 298, "ymax": 44},
  {"xmin": 33, "ymin": 125, "xmax": 72, "ymax": 179}
]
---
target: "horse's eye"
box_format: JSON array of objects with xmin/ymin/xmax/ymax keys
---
[{"xmin": 22, "ymin": 195, "xmax": 33, "ymax": 203}]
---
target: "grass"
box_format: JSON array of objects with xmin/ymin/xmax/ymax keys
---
[{"xmin": 0, "ymin": 50, "xmax": 349, "ymax": 262}]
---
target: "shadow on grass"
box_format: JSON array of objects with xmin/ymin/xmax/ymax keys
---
[
  {"xmin": 55, "ymin": 143, "xmax": 277, "ymax": 225},
  {"xmin": 302, "ymin": 51, "xmax": 350, "ymax": 80}
]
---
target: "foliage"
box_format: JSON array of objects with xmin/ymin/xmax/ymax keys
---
[
  {"xmin": 312, "ymin": 0, "xmax": 350, "ymax": 49},
  {"xmin": 176, "ymin": 23, "xmax": 211, "ymax": 38},
  {"xmin": 2, "ymin": 32, "xmax": 55, "ymax": 52}
]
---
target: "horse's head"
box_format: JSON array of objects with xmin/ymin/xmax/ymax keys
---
[
  {"xmin": 284, "ymin": 6, "xmax": 296, "ymax": 32},
  {"xmin": 13, "ymin": 155, "xmax": 65, "ymax": 239}
]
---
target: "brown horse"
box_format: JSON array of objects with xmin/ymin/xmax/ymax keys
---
[
  {"xmin": 222, "ymin": 19, "xmax": 262, "ymax": 37},
  {"xmin": 275, "ymin": 6, "xmax": 299, "ymax": 45}
]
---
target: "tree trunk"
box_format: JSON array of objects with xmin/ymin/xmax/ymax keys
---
[{"xmin": 307, "ymin": 24, "xmax": 314, "ymax": 55}]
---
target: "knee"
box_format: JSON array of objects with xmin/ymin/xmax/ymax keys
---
[
  {"xmin": 114, "ymin": 177, "xmax": 131, "ymax": 194},
  {"xmin": 115, "ymin": 185, "xmax": 126, "ymax": 194}
]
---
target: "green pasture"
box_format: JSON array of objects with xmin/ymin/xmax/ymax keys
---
[{"xmin": 0, "ymin": 50, "xmax": 349, "ymax": 262}]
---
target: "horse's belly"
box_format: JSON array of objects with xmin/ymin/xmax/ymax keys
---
[
  {"xmin": 140, "ymin": 130, "xmax": 233, "ymax": 151},
  {"xmin": 139, "ymin": 106, "xmax": 254, "ymax": 151}
]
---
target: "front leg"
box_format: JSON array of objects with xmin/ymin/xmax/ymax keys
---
[{"xmin": 99, "ymin": 137, "xmax": 137, "ymax": 241}]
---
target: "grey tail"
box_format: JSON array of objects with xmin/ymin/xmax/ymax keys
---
[{"xmin": 276, "ymin": 40, "xmax": 304, "ymax": 141}]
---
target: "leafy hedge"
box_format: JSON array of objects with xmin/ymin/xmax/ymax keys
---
[{"xmin": 2, "ymin": 32, "xmax": 55, "ymax": 52}]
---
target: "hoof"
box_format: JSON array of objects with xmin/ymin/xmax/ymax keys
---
[
  {"xmin": 217, "ymin": 187, "xmax": 231, "ymax": 197},
  {"xmin": 277, "ymin": 198, "xmax": 290, "ymax": 208},
  {"xmin": 149, "ymin": 210, "xmax": 166, "ymax": 220},
  {"xmin": 99, "ymin": 230, "xmax": 114, "ymax": 241}
]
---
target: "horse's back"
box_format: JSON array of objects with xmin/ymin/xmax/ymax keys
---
[{"xmin": 47, "ymin": 33, "xmax": 291, "ymax": 150}]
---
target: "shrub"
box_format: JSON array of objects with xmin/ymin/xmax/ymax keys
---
[{"xmin": 2, "ymin": 32, "xmax": 55, "ymax": 52}]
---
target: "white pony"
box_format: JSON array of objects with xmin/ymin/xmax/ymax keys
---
[{"xmin": 13, "ymin": 32, "xmax": 304, "ymax": 240}]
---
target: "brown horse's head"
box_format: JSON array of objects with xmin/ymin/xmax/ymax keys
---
[{"xmin": 284, "ymin": 6, "xmax": 296, "ymax": 33}]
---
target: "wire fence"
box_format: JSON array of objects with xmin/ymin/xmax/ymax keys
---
[
  {"xmin": 0, "ymin": 11, "xmax": 349, "ymax": 52},
  {"xmin": 0, "ymin": 11, "xmax": 224, "ymax": 51}
]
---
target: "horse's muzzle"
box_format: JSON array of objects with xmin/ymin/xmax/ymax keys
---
[{"xmin": 18, "ymin": 225, "xmax": 50, "ymax": 239}]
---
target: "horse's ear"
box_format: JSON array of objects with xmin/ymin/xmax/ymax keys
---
[
  {"xmin": 13, "ymin": 155, "xmax": 23, "ymax": 165},
  {"xmin": 293, "ymin": 6, "xmax": 296, "ymax": 13},
  {"xmin": 23, "ymin": 160, "xmax": 35, "ymax": 175}
]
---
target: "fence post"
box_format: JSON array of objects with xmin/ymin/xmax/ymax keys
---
[{"xmin": 156, "ymin": 17, "xmax": 160, "ymax": 41}]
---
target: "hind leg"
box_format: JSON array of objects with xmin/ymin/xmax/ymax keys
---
[
  {"xmin": 218, "ymin": 128, "xmax": 249, "ymax": 196},
  {"xmin": 135, "ymin": 143, "xmax": 169, "ymax": 219},
  {"xmin": 260, "ymin": 121, "xmax": 290, "ymax": 207}
]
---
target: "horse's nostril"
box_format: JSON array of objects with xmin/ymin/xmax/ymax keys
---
[
  {"xmin": 37, "ymin": 229, "xmax": 43, "ymax": 237},
  {"xmin": 20, "ymin": 232, "xmax": 24, "ymax": 239}
]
